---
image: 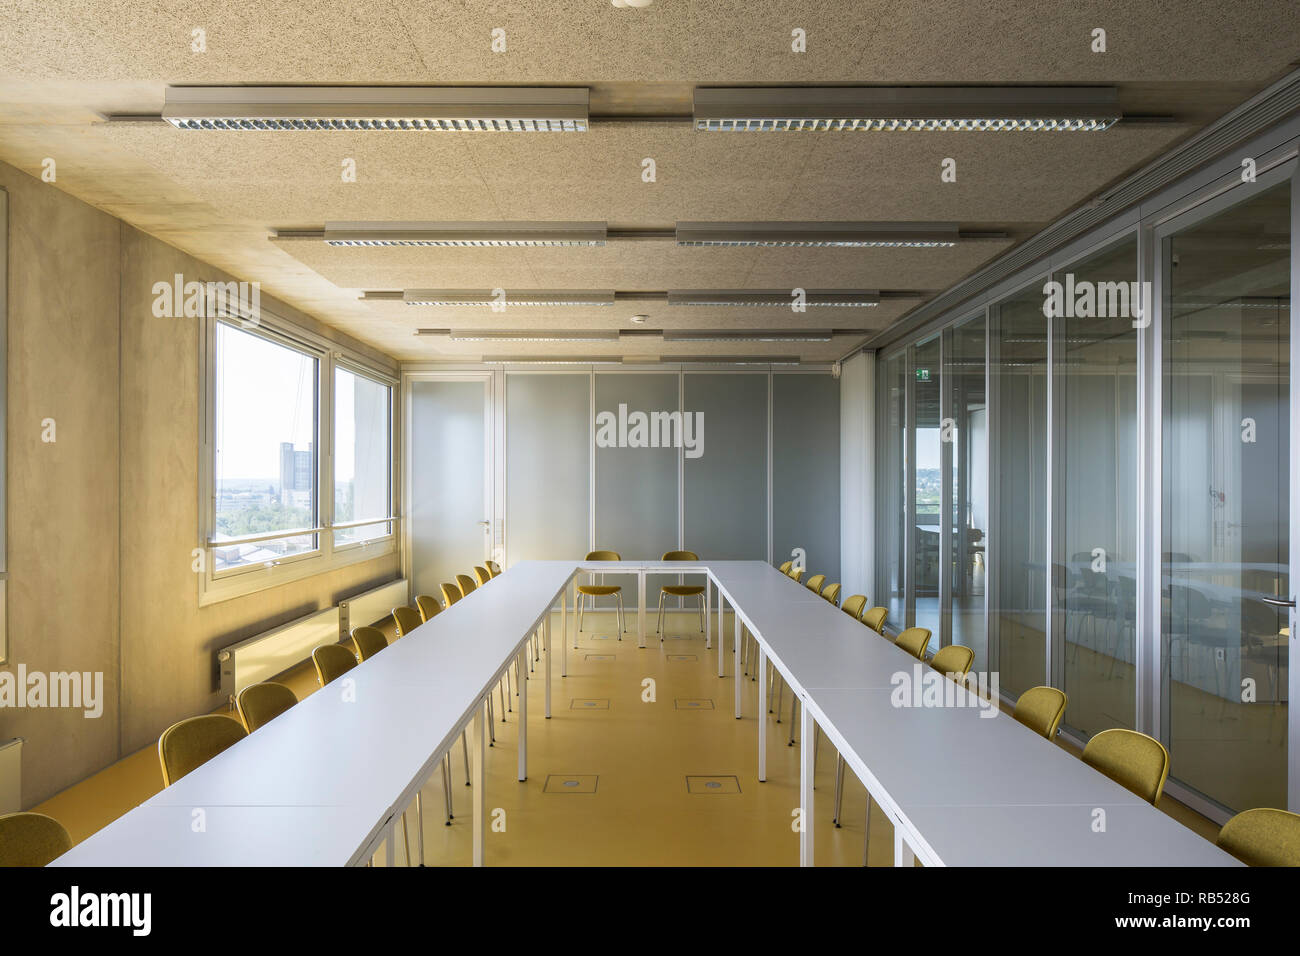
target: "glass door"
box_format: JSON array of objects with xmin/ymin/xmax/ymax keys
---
[
  {"xmin": 1159, "ymin": 165, "xmax": 1294, "ymax": 814},
  {"xmin": 912, "ymin": 336, "xmax": 943, "ymax": 636}
]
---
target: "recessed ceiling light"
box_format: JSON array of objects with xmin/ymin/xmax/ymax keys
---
[
  {"xmin": 324, "ymin": 222, "xmax": 607, "ymax": 247},
  {"xmin": 612, "ymin": 0, "xmax": 653, "ymax": 7},
  {"xmin": 447, "ymin": 330, "xmax": 620, "ymax": 342},
  {"xmin": 693, "ymin": 87, "xmax": 1121, "ymax": 132},
  {"xmin": 163, "ymin": 86, "xmax": 588, "ymax": 131},
  {"xmin": 629, "ymin": 314, "xmax": 649, "ymax": 324},
  {"xmin": 667, "ymin": 289, "xmax": 880, "ymax": 307},
  {"xmin": 676, "ymin": 222, "xmax": 967, "ymax": 248},
  {"xmin": 402, "ymin": 289, "xmax": 616, "ymax": 306}
]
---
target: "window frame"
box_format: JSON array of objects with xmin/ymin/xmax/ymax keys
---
[{"xmin": 198, "ymin": 306, "xmax": 397, "ymax": 606}]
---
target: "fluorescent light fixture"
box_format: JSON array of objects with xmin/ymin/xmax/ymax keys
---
[
  {"xmin": 674, "ymin": 356, "xmax": 802, "ymax": 365},
  {"xmin": 693, "ymin": 87, "xmax": 1120, "ymax": 132},
  {"xmin": 662, "ymin": 330, "xmax": 834, "ymax": 343},
  {"xmin": 447, "ymin": 330, "xmax": 620, "ymax": 342},
  {"xmin": 403, "ymin": 289, "xmax": 616, "ymax": 306},
  {"xmin": 481, "ymin": 357, "xmax": 625, "ymax": 365},
  {"xmin": 163, "ymin": 86, "xmax": 588, "ymax": 131},
  {"xmin": 676, "ymin": 222, "xmax": 961, "ymax": 247},
  {"xmin": 325, "ymin": 221, "xmax": 607, "ymax": 247},
  {"xmin": 668, "ymin": 289, "xmax": 879, "ymax": 307}
]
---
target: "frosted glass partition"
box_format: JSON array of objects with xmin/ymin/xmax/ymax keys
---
[
  {"xmin": 593, "ymin": 373, "xmax": 680, "ymax": 608},
  {"xmin": 506, "ymin": 374, "xmax": 589, "ymax": 564},
  {"xmin": 409, "ymin": 379, "xmax": 486, "ymax": 603},
  {"xmin": 684, "ymin": 373, "xmax": 768, "ymax": 560},
  {"xmin": 773, "ymin": 373, "xmax": 841, "ymax": 589}
]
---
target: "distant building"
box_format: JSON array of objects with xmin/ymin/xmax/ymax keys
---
[{"xmin": 279, "ymin": 441, "xmax": 314, "ymax": 509}]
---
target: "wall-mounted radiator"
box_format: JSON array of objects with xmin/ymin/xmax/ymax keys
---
[
  {"xmin": 0, "ymin": 737, "xmax": 22, "ymax": 813},
  {"xmin": 339, "ymin": 578, "xmax": 410, "ymax": 633},
  {"xmin": 218, "ymin": 607, "xmax": 341, "ymax": 703}
]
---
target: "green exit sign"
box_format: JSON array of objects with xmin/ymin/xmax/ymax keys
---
[{"xmin": 915, "ymin": 368, "xmax": 931, "ymax": 382}]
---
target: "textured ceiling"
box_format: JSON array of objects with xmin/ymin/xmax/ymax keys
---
[{"xmin": 0, "ymin": 1, "xmax": 1296, "ymax": 362}]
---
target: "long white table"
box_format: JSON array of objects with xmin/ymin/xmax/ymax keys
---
[{"xmin": 53, "ymin": 559, "xmax": 1238, "ymax": 868}]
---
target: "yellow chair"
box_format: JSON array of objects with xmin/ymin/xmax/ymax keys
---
[
  {"xmin": 0, "ymin": 812, "xmax": 73, "ymax": 866},
  {"xmin": 440, "ymin": 582, "xmax": 462, "ymax": 607},
  {"xmin": 778, "ymin": 560, "xmax": 793, "ymax": 574},
  {"xmin": 456, "ymin": 573, "xmax": 478, "ymax": 597},
  {"xmin": 804, "ymin": 573, "xmax": 826, "ymax": 594},
  {"xmin": 474, "ymin": 566, "xmax": 492, "ymax": 587},
  {"xmin": 415, "ymin": 594, "xmax": 442, "ymax": 622},
  {"xmin": 1013, "ymin": 686, "xmax": 1068, "ymax": 739},
  {"xmin": 486, "ymin": 560, "xmax": 502, "ymax": 578},
  {"xmin": 577, "ymin": 550, "xmax": 626, "ymax": 636},
  {"xmin": 841, "ymin": 595, "xmax": 867, "ymax": 619},
  {"xmin": 862, "ymin": 606, "xmax": 888, "ymax": 633},
  {"xmin": 930, "ymin": 644, "xmax": 974, "ymax": 679},
  {"xmin": 821, "ymin": 582, "xmax": 841, "ymax": 606},
  {"xmin": 657, "ymin": 550, "xmax": 706, "ymax": 637},
  {"xmin": 788, "ymin": 568, "xmax": 804, "ymax": 583},
  {"xmin": 1216, "ymin": 808, "xmax": 1300, "ymax": 866},
  {"xmin": 235, "ymin": 681, "xmax": 297, "ymax": 733},
  {"xmin": 392, "ymin": 606, "xmax": 423, "ymax": 637},
  {"xmin": 353, "ymin": 625, "xmax": 389, "ymax": 660},
  {"xmin": 895, "ymin": 627, "xmax": 931, "ymax": 660},
  {"xmin": 158, "ymin": 714, "xmax": 247, "ymax": 787},
  {"xmin": 1081, "ymin": 728, "xmax": 1169, "ymax": 805},
  {"xmin": 313, "ymin": 643, "xmax": 358, "ymax": 687}
]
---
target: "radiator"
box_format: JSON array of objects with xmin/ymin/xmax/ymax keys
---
[
  {"xmin": 217, "ymin": 607, "xmax": 341, "ymax": 702},
  {"xmin": 0, "ymin": 737, "xmax": 21, "ymax": 813},
  {"xmin": 339, "ymin": 578, "xmax": 410, "ymax": 633}
]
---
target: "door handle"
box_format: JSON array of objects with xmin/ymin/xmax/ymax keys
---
[
  {"xmin": 477, "ymin": 520, "xmax": 490, "ymax": 526},
  {"xmin": 1259, "ymin": 595, "xmax": 1296, "ymax": 608}
]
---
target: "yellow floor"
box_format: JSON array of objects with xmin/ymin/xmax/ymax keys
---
[{"xmin": 34, "ymin": 610, "xmax": 1219, "ymax": 864}]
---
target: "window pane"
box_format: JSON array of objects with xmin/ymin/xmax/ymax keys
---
[
  {"xmin": 1163, "ymin": 179, "xmax": 1290, "ymax": 812},
  {"xmin": 950, "ymin": 316, "xmax": 988, "ymax": 670},
  {"xmin": 213, "ymin": 322, "xmax": 318, "ymax": 571},
  {"xmin": 876, "ymin": 352, "xmax": 907, "ymax": 629},
  {"xmin": 913, "ymin": 337, "xmax": 942, "ymax": 635},
  {"xmin": 334, "ymin": 366, "xmax": 392, "ymax": 546}
]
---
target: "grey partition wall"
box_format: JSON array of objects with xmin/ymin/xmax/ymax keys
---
[
  {"xmin": 773, "ymin": 373, "xmax": 841, "ymax": 586},
  {"xmin": 506, "ymin": 374, "xmax": 590, "ymax": 562},
  {"xmin": 684, "ymin": 373, "xmax": 768, "ymax": 559},
  {"xmin": 594, "ymin": 372, "xmax": 680, "ymax": 604}
]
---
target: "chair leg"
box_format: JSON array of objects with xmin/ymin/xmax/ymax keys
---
[
  {"xmin": 863, "ymin": 794, "xmax": 873, "ymax": 867},
  {"xmin": 767, "ymin": 664, "xmax": 775, "ymax": 713},
  {"xmin": 788, "ymin": 696, "xmax": 797, "ymax": 746},
  {"xmin": 488, "ymin": 694, "xmax": 496, "ymax": 745},
  {"xmin": 775, "ymin": 676, "xmax": 784, "ymax": 722},
  {"xmin": 833, "ymin": 753, "xmax": 844, "ymax": 826},
  {"xmin": 577, "ymin": 593, "xmax": 584, "ymax": 633},
  {"xmin": 462, "ymin": 730, "xmax": 471, "ymax": 786},
  {"xmin": 416, "ymin": 791, "xmax": 427, "ymax": 864},
  {"xmin": 500, "ymin": 676, "xmax": 507, "ymax": 721},
  {"xmin": 656, "ymin": 590, "xmax": 666, "ymax": 635},
  {"xmin": 442, "ymin": 757, "xmax": 453, "ymax": 825},
  {"xmin": 401, "ymin": 809, "xmax": 411, "ymax": 866},
  {"xmin": 698, "ymin": 594, "xmax": 705, "ymax": 633},
  {"xmin": 616, "ymin": 592, "xmax": 626, "ymax": 636}
]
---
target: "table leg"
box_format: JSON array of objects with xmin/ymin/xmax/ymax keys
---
[
  {"xmin": 894, "ymin": 827, "xmax": 915, "ymax": 867},
  {"xmin": 544, "ymin": 616, "xmax": 552, "ymax": 719},
  {"xmin": 385, "ymin": 815, "xmax": 396, "ymax": 867},
  {"xmin": 573, "ymin": 581, "xmax": 579, "ymax": 650},
  {"xmin": 517, "ymin": 651, "xmax": 528, "ymax": 782},
  {"xmin": 717, "ymin": 593, "xmax": 726, "ymax": 678},
  {"xmin": 472, "ymin": 699, "xmax": 487, "ymax": 867},
  {"xmin": 758, "ymin": 647, "xmax": 767, "ymax": 782},
  {"xmin": 800, "ymin": 698, "xmax": 815, "ymax": 867},
  {"xmin": 734, "ymin": 615, "xmax": 742, "ymax": 718},
  {"xmin": 560, "ymin": 588, "xmax": 567, "ymax": 678},
  {"xmin": 705, "ymin": 578, "xmax": 712, "ymax": 650},
  {"xmin": 637, "ymin": 571, "xmax": 647, "ymax": 648}
]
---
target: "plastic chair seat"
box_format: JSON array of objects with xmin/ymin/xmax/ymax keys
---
[
  {"xmin": 662, "ymin": 584, "xmax": 705, "ymax": 596},
  {"xmin": 577, "ymin": 584, "xmax": 622, "ymax": 596}
]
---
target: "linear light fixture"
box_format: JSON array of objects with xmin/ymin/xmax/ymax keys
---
[
  {"xmin": 325, "ymin": 221, "xmax": 607, "ymax": 247},
  {"xmin": 693, "ymin": 87, "xmax": 1120, "ymax": 132},
  {"xmin": 403, "ymin": 289, "xmax": 616, "ymax": 306},
  {"xmin": 447, "ymin": 330, "xmax": 621, "ymax": 342},
  {"xmin": 163, "ymin": 86, "xmax": 589, "ymax": 131},
  {"xmin": 667, "ymin": 289, "xmax": 879, "ymax": 307},
  {"xmin": 676, "ymin": 222, "xmax": 967, "ymax": 247},
  {"xmin": 662, "ymin": 330, "xmax": 835, "ymax": 343},
  {"xmin": 675, "ymin": 356, "xmax": 802, "ymax": 365},
  {"xmin": 481, "ymin": 357, "xmax": 626, "ymax": 365}
]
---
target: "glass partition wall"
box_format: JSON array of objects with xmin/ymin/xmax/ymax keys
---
[{"xmin": 874, "ymin": 158, "xmax": 1297, "ymax": 819}]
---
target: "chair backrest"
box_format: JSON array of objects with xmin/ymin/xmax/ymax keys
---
[
  {"xmin": 392, "ymin": 606, "xmax": 423, "ymax": 637},
  {"xmin": 0, "ymin": 812, "xmax": 73, "ymax": 866},
  {"xmin": 352, "ymin": 625, "xmax": 389, "ymax": 660},
  {"xmin": 894, "ymin": 627, "xmax": 932, "ymax": 661},
  {"xmin": 486, "ymin": 560, "xmax": 502, "ymax": 577},
  {"xmin": 1013, "ymin": 686, "xmax": 1068, "ymax": 739},
  {"xmin": 778, "ymin": 560, "xmax": 793, "ymax": 573},
  {"xmin": 586, "ymin": 549, "xmax": 621, "ymax": 561},
  {"xmin": 312, "ymin": 643, "xmax": 358, "ymax": 687},
  {"xmin": 788, "ymin": 568, "xmax": 804, "ymax": 583},
  {"xmin": 821, "ymin": 582, "xmax": 841, "ymax": 605},
  {"xmin": 474, "ymin": 566, "xmax": 492, "ymax": 586},
  {"xmin": 1216, "ymin": 808, "xmax": 1300, "ymax": 866},
  {"xmin": 440, "ymin": 582, "xmax": 463, "ymax": 606},
  {"xmin": 804, "ymin": 573, "xmax": 826, "ymax": 592},
  {"xmin": 236, "ymin": 681, "xmax": 297, "ymax": 733},
  {"xmin": 862, "ymin": 606, "xmax": 888, "ymax": 632},
  {"xmin": 456, "ymin": 573, "xmax": 478, "ymax": 596},
  {"xmin": 415, "ymin": 594, "xmax": 442, "ymax": 622},
  {"xmin": 158, "ymin": 714, "xmax": 247, "ymax": 787},
  {"xmin": 1081, "ymin": 728, "xmax": 1169, "ymax": 806},
  {"xmin": 663, "ymin": 550, "xmax": 699, "ymax": 561},
  {"xmin": 841, "ymin": 595, "xmax": 867, "ymax": 619},
  {"xmin": 930, "ymin": 644, "xmax": 975, "ymax": 678}
]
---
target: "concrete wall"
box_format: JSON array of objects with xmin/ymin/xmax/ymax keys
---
[{"xmin": 1, "ymin": 160, "xmax": 401, "ymax": 803}]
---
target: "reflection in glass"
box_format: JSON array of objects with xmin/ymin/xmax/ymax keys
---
[
  {"xmin": 877, "ymin": 353, "xmax": 908, "ymax": 629},
  {"xmin": 1163, "ymin": 180, "xmax": 1290, "ymax": 812},
  {"xmin": 950, "ymin": 317, "xmax": 988, "ymax": 670},
  {"xmin": 333, "ymin": 367, "xmax": 392, "ymax": 546},
  {"xmin": 913, "ymin": 337, "xmax": 942, "ymax": 635}
]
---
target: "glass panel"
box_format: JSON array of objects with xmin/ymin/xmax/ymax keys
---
[
  {"xmin": 409, "ymin": 380, "xmax": 487, "ymax": 600},
  {"xmin": 876, "ymin": 352, "xmax": 907, "ymax": 629},
  {"xmin": 212, "ymin": 322, "xmax": 318, "ymax": 571},
  {"xmin": 992, "ymin": 283, "xmax": 1049, "ymax": 697},
  {"xmin": 1163, "ymin": 179, "xmax": 1290, "ymax": 812},
  {"xmin": 507, "ymin": 373, "xmax": 589, "ymax": 561},
  {"xmin": 949, "ymin": 316, "xmax": 988, "ymax": 670},
  {"xmin": 333, "ymin": 366, "xmax": 391, "ymax": 546},
  {"xmin": 684, "ymin": 374, "xmax": 768, "ymax": 559},
  {"xmin": 1054, "ymin": 237, "xmax": 1138, "ymax": 734},
  {"xmin": 913, "ymin": 336, "xmax": 942, "ymax": 636},
  {"xmin": 773, "ymin": 373, "xmax": 841, "ymax": 587}
]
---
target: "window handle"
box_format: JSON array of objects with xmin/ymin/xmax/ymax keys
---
[{"xmin": 1259, "ymin": 595, "xmax": 1296, "ymax": 608}]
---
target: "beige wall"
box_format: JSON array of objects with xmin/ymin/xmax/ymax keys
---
[{"xmin": 2, "ymin": 160, "xmax": 401, "ymax": 803}]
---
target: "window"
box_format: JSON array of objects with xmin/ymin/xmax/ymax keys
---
[
  {"xmin": 333, "ymin": 365, "xmax": 393, "ymax": 546},
  {"xmin": 201, "ymin": 312, "xmax": 397, "ymax": 604}
]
